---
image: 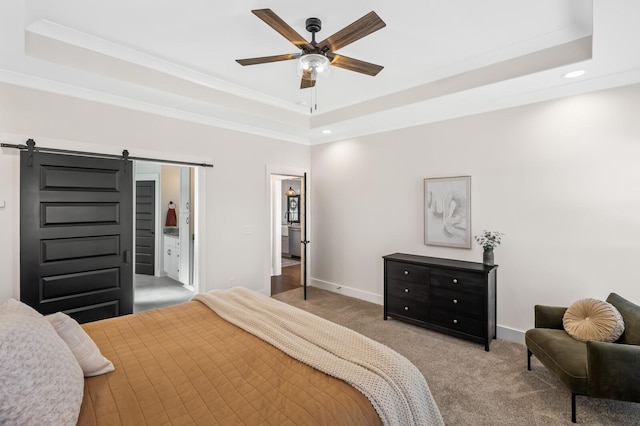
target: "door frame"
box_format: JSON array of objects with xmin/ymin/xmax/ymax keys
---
[
  {"xmin": 135, "ymin": 172, "xmax": 161, "ymax": 277},
  {"xmin": 135, "ymin": 165, "xmax": 199, "ymax": 292},
  {"xmin": 265, "ymin": 165, "xmax": 310, "ymax": 296}
]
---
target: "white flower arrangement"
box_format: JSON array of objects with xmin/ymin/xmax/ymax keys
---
[{"xmin": 474, "ymin": 230, "xmax": 504, "ymax": 251}]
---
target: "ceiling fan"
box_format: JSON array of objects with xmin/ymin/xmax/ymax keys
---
[{"xmin": 236, "ymin": 9, "xmax": 386, "ymax": 89}]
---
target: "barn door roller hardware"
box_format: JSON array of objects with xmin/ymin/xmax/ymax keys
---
[
  {"xmin": 26, "ymin": 138, "xmax": 35, "ymax": 166},
  {"xmin": 122, "ymin": 150, "xmax": 130, "ymax": 173}
]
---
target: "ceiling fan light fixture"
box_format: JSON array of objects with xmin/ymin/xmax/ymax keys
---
[{"xmin": 298, "ymin": 54, "xmax": 330, "ymax": 80}]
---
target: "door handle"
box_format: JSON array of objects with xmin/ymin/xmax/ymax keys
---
[{"xmin": 123, "ymin": 250, "xmax": 132, "ymax": 264}]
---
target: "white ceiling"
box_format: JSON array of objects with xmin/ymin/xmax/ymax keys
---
[{"xmin": 1, "ymin": 1, "xmax": 640, "ymax": 144}]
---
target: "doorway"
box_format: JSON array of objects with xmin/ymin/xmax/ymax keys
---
[
  {"xmin": 134, "ymin": 162, "xmax": 196, "ymax": 312},
  {"xmin": 270, "ymin": 176, "xmax": 305, "ymax": 296}
]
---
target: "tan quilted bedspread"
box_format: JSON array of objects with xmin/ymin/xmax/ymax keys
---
[
  {"xmin": 195, "ymin": 288, "xmax": 444, "ymax": 426},
  {"xmin": 78, "ymin": 300, "xmax": 381, "ymax": 425}
]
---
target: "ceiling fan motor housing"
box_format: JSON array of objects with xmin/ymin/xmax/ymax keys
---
[{"xmin": 306, "ymin": 17, "xmax": 322, "ymax": 34}]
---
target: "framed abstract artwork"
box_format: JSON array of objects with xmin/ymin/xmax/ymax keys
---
[{"xmin": 424, "ymin": 176, "xmax": 471, "ymax": 248}]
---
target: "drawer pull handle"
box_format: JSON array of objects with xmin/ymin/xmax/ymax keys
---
[
  {"xmin": 404, "ymin": 270, "xmax": 409, "ymax": 275},
  {"xmin": 453, "ymin": 299, "xmax": 458, "ymax": 304},
  {"xmin": 453, "ymin": 319, "xmax": 458, "ymax": 324},
  {"xmin": 167, "ymin": 249, "xmax": 171, "ymax": 255},
  {"xmin": 404, "ymin": 288, "xmax": 409, "ymax": 293},
  {"xmin": 452, "ymin": 278, "xmax": 458, "ymax": 284},
  {"xmin": 404, "ymin": 306, "xmax": 409, "ymax": 311}
]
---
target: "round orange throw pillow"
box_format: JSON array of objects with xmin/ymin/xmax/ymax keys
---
[{"xmin": 563, "ymin": 298, "xmax": 625, "ymax": 342}]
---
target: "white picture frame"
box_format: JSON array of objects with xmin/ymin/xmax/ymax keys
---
[{"xmin": 424, "ymin": 176, "xmax": 471, "ymax": 248}]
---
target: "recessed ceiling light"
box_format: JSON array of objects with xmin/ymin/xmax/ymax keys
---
[
  {"xmin": 563, "ymin": 70, "xmax": 586, "ymax": 79},
  {"xmin": 322, "ymin": 129, "xmax": 332, "ymax": 134}
]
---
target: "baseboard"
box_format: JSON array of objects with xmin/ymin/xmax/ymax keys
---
[
  {"xmin": 309, "ymin": 277, "xmax": 526, "ymax": 345},
  {"xmin": 309, "ymin": 278, "xmax": 383, "ymax": 305},
  {"xmin": 497, "ymin": 325, "xmax": 525, "ymax": 345}
]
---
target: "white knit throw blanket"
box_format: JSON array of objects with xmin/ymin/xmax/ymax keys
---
[{"xmin": 193, "ymin": 287, "xmax": 444, "ymax": 426}]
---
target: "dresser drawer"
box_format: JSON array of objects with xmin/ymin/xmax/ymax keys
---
[
  {"xmin": 386, "ymin": 261, "xmax": 429, "ymax": 284},
  {"xmin": 387, "ymin": 279, "xmax": 429, "ymax": 302},
  {"xmin": 430, "ymin": 269, "xmax": 484, "ymax": 294},
  {"xmin": 431, "ymin": 308, "xmax": 484, "ymax": 337},
  {"xmin": 431, "ymin": 287, "xmax": 483, "ymax": 317},
  {"xmin": 387, "ymin": 295, "xmax": 429, "ymax": 321}
]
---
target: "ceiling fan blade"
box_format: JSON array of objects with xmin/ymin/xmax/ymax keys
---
[
  {"xmin": 328, "ymin": 53, "xmax": 384, "ymax": 76},
  {"xmin": 317, "ymin": 11, "xmax": 386, "ymax": 53},
  {"xmin": 252, "ymin": 9, "xmax": 314, "ymax": 52},
  {"xmin": 236, "ymin": 53, "xmax": 299, "ymax": 66},
  {"xmin": 300, "ymin": 72, "xmax": 316, "ymax": 89}
]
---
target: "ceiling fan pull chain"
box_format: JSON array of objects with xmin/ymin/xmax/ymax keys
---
[{"xmin": 314, "ymin": 86, "xmax": 317, "ymax": 111}]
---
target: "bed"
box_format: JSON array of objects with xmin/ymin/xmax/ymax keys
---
[{"xmin": 0, "ymin": 287, "xmax": 443, "ymax": 425}]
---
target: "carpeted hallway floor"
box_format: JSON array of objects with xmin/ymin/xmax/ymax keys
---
[{"xmin": 272, "ymin": 287, "xmax": 640, "ymax": 426}]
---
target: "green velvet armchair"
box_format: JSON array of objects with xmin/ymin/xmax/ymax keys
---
[{"xmin": 525, "ymin": 293, "xmax": 640, "ymax": 423}]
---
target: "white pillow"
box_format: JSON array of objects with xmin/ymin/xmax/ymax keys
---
[
  {"xmin": 46, "ymin": 312, "xmax": 115, "ymax": 377},
  {"xmin": 0, "ymin": 299, "xmax": 84, "ymax": 426}
]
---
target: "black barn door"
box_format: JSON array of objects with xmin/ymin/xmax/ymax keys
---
[
  {"xmin": 20, "ymin": 151, "xmax": 133, "ymax": 323},
  {"xmin": 135, "ymin": 180, "xmax": 155, "ymax": 275}
]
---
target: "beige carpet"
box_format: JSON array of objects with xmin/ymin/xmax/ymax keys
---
[{"xmin": 273, "ymin": 287, "xmax": 640, "ymax": 426}]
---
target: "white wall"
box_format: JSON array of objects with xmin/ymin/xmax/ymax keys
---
[
  {"xmin": 310, "ymin": 83, "xmax": 640, "ymax": 339},
  {"xmin": 0, "ymin": 82, "xmax": 310, "ymax": 303},
  {"xmin": 3, "ymin": 79, "xmax": 640, "ymax": 342},
  {"xmin": 0, "ymin": 145, "xmax": 18, "ymax": 302},
  {"xmin": 160, "ymin": 165, "xmax": 180, "ymax": 225}
]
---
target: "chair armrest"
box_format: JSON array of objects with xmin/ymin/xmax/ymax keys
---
[
  {"xmin": 534, "ymin": 305, "xmax": 567, "ymax": 329},
  {"xmin": 587, "ymin": 341, "xmax": 640, "ymax": 401}
]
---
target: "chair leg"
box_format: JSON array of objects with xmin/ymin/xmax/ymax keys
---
[
  {"xmin": 571, "ymin": 393, "xmax": 577, "ymax": 423},
  {"xmin": 527, "ymin": 349, "xmax": 532, "ymax": 371}
]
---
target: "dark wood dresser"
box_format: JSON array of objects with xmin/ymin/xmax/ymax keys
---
[{"xmin": 383, "ymin": 253, "xmax": 498, "ymax": 351}]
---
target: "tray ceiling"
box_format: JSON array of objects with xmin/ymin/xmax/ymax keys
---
[{"xmin": 1, "ymin": 1, "xmax": 640, "ymax": 144}]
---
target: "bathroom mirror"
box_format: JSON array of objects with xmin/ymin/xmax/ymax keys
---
[{"xmin": 287, "ymin": 195, "xmax": 300, "ymax": 223}]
